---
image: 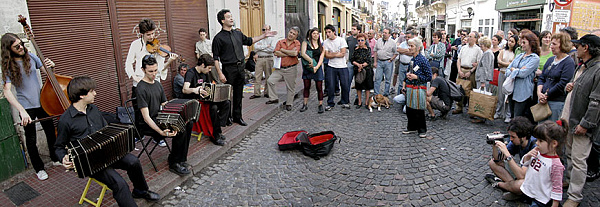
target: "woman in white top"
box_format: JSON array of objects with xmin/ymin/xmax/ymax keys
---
[{"xmin": 495, "ymin": 35, "xmax": 519, "ymax": 122}]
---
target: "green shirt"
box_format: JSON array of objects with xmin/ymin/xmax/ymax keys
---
[{"xmin": 538, "ymin": 52, "xmax": 554, "ymax": 70}]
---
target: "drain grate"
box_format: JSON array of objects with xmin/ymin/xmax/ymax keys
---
[{"xmin": 3, "ymin": 182, "xmax": 40, "ymax": 206}]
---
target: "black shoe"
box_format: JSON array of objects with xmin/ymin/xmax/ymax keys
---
[
  {"xmin": 485, "ymin": 173, "xmax": 501, "ymax": 188},
  {"xmin": 356, "ymin": 104, "xmax": 362, "ymax": 109},
  {"xmin": 285, "ymin": 105, "xmax": 292, "ymax": 111},
  {"xmin": 180, "ymin": 162, "xmax": 190, "ymax": 168},
  {"xmin": 169, "ymin": 163, "xmax": 191, "ymax": 175},
  {"xmin": 587, "ymin": 170, "xmax": 600, "ymax": 182},
  {"xmin": 233, "ymin": 118, "xmax": 247, "ymax": 126},
  {"xmin": 226, "ymin": 118, "xmax": 233, "ymax": 126},
  {"xmin": 132, "ymin": 190, "xmax": 161, "ymax": 201},
  {"xmin": 264, "ymin": 94, "xmax": 269, "ymax": 98},
  {"xmin": 354, "ymin": 98, "xmax": 359, "ymax": 105},
  {"xmin": 249, "ymin": 95, "xmax": 261, "ymax": 99},
  {"xmin": 337, "ymin": 101, "xmax": 342, "ymax": 105},
  {"xmin": 212, "ymin": 135, "xmax": 225, "ymax": 146},
  {"xmin": 265, "ymin": 99, "xmax": 279, "ymax": 104},
  {"xmin": 299, "ymin": 104, "xmax": 308, "ymax": 112},
  {"xmin": 335, "ymin": 92, "xmax": 340, "ymax": 96},
  {"xmin": 318, "ymin": 105, "xmax": 324, "ymax": 113}
]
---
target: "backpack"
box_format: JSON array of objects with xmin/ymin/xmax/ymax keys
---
[{"xmin": 444, "ymin": 79, "xmax": 465, "ymax": 102}]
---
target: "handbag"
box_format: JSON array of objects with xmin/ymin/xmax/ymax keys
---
[
  {"xmin": 490, "ymin": 69, "xmax": 500, "ymax": 86},
  {"xmin": 468, "ymin": 87, "xmax": 498, "ymax": 120},
  {"xmin": 406, "ymin": 84, "xmax": 427, "ymax": 110},
  {"xmin": 355, "ymin": 67, "xmax": 367, "ymax": 84},
  {"xmin": 530, "ymin": 102, "xmax": 552, "ymax": 122},
  {"xmin": 456, "ymin": 78, "xmax": 472, "ymax": 97},
  {"xmin": 502, "ymin": 74, "xmax": 515, "ymax": 95}
]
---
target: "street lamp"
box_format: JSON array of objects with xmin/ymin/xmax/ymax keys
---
[{"xmin": 467, "ymin": 7, "xmax": 474, "ymax": 18}]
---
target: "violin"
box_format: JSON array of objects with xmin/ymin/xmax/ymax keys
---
[
  {"xmin": 145, "ymin": 39, "xmax": 185, "ymax": 62},
  {"xmin": 18, "ymin": 15, "xmax": 72, "ymax": 116}
]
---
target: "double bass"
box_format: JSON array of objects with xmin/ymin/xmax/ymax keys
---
[{"xmin": 18, "ymin": 15, "xmax": 71, "ymax": 116}]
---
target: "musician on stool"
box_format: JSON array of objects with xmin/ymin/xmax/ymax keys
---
[
  {"xmin": 136, "ymin": 55, "xmax": 192, "ymax": 176},
  {"xmin": 182, "ymin": 54, "xmax": 231, "ymax": 146},
  {"xmin": 55, "ymin": 76, "xmax": 160, "ymax": 206}
]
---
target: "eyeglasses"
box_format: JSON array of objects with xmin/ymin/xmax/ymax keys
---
[{"xmin": 358, "ymin": 39, "xmax": 365, "ymax": 42}]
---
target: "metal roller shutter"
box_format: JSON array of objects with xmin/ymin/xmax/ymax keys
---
[
  {"xmin": 167, "ymin": 0, "xmax": 209, "ymax": 69},
  {"xmin": 113, "ymin": 0, "xmax": 172, "ymax": 99},
  {"xmin": 27, "ymin": 0, "xmax": 119, "ymax": 112}
]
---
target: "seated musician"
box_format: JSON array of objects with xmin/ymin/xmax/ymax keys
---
[
  {"xmin": 182, "ymin": 54, "xmax": 231, "ymax": 146},
  {"xmin": 55, "ymin": 76, "xmax": 160, "ymax": 206},
  {"xmin": 136, "ymin": 55, "xmax": 192, "ymax": 176}
]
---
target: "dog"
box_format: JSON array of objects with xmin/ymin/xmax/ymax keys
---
[{"xmin": 368, "ymin": 94, "xmax": 391, "ymax": 112}]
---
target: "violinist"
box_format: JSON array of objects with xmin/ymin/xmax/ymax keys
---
[
  {"xmin": 125, "ymin": 18, "xmax": 178, "ymax": 95},
  {"xmin": 1, "ymin": 33, "xmax": 60, "ymax": 180}
]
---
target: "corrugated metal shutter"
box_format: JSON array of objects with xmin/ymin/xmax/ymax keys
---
[
  {"xmin": 27, "ymin": 0, "xmax": 119, "ymax": 112},
  {"xmin": 167, "ymin": 0, "xmax": 209, "ymax": 71},
  {"xmin": 113, "ymin": 0, "xmax": 172, "ymax": 99}
]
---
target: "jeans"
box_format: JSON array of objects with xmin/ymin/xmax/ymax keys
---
[
  {"xmin": 397, "ymin": 63, "xmax": 408, "ymax": 92},
  {"xmin": 374, "ymin": 60, "xmax": 393, "ymax": 96},
  {"xmin": 326, "ymin": 65, "xmax": 350, "ymax": 106},
  {"xmin": 546, "ymin": 101, "xmax": 564, "ymax": 121},
  {"xmin": 24, "ymin": 107, "xmax": 59, "ymax": 172},
  {"xmin": 393, "ymin": 94, "xmax": 406, "ymax": 105},
  {"xmin": 347, "ymin": 62, "xmax": 354, "ymax": 87}
]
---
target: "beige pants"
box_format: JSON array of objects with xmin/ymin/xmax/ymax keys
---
[
  {"xmin": 267, "ymin": 65, "xmax": 297, "ymax": 106},
  {"xmin": 254, "ymin": 57, "xmax": 273, "ymax": 96},
  {"xmin": 565, "ymin": 132, "xmax": 593, "ymax": 202}
]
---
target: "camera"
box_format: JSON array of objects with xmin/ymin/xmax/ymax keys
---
[{"xmin": 486, "ymin": 133, "xmax": 508, "ymax": 145}]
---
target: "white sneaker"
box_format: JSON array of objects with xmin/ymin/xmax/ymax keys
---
[
  {"xmin": 52, "ymin": 161, "xmax": 62, "ymax": 166},
  {"xmin": 36, "ymin": 170, "xmax": 48, "ymax": 180},
  {"xmin": 158, "ymin": 140, "xmax": 167, "ymax": 147},
  {"xmin": 504, "ymin": 117, "xmax": 511, "ymax": 123}
]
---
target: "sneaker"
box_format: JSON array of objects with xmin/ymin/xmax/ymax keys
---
[
  {"xmin": 504, "ymin": 117, "xmax": 511, "ymax": 123},
  {"xmin": 325, "ymin": 106, "xmax": 334, "ymax": 111},
  {"xmin": 402, "ymin": 130, "xmax": 417, "ymax": 134},
  {"xmin": 390, "ymin": 88, "xmax": 396, "ymax": 94},
  {"xmin": 153, "ymin": 139, "xmax": 167, "ymax": 147},
  {"xmin": 342, "ymin": 104, "xmax": 351, "ymax": 109},
  {"xmin": 502, "ymin": 192, "xmax": 523, "ymax": 201},
  {"xmin": 52, "ymin": 161, "xmax": 62, "ymax": 166},
  {"xmin": 485, "ymin": 173, "xmax": 501, "ymax": 187},
  {"xmin": 318, "ymin": 105, "xmax": 324, "ymax": 114},
  {"xmin": 587, "ymin": 170, "xmax": 600, "ymax": 182},
  {"xmin": 418, "ymin": 133, "xmax": 427, "ymax": 138},
  {"xmin": 36, "ymin": 170, "xmax": 48, "ymax": 180}
]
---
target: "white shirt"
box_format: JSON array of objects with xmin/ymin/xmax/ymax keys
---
[
  {"xmin": 322, "ymin": 36, "xmax": 348, "ymax": 68},
  {"xmin": 458, "ymin": 44, "xmax": 483, "ymax": 68},
  {"xmin": 254, "ymin": 36, "xmax": 275, "ymax": 56},
  {"xmin": 398, "ymin": 40, "xmax": 412, "ymax": 64},
  {"xmin": 195, "ymin": 39, "xmax": 212, "ymax": 56},
  {"xmin": 125, "ymin": 38, "xmax": 167, "ymax": 87}
]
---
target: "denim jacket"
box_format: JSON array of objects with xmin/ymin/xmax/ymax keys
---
[{"xmin": 505, "ymin": 53, "xmax": 540, "ymax": 102}]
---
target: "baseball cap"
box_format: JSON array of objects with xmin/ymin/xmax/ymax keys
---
[{"xmin": 571, "ymin": 34, "xmax": 600, "ymax": 48}]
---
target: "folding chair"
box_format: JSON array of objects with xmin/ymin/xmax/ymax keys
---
[
  {"xmin": 79, "ymin": 178, "xmax": 109, "ymax": 207},
  {"xmin": 122, "ymin": 98, "xmax": 171, "ymax": 172}
]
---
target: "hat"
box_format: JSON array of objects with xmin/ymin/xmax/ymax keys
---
[{"xmin": 571, "ymin": 34, "xmax": 600, "ymax": 48}]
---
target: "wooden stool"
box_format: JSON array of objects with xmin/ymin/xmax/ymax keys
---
[{"xmin": 79, "ymin": 178, "xmax": 109, "ymax": 207}]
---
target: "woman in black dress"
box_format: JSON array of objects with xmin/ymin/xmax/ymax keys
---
[
  {"xmin": 299, "ymin": 28, "xmax": 326, "ymax": 113},
  {"xmin": 351, "ymin": 33, "xmax": 374, "ymax": 108}
]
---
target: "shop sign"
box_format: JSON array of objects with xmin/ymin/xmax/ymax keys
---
[
  {"xmin": 495, "ymin": 0, "xmax": 545, "ymax": 11},
  {"xmin": 552, "ymin": 9, "xmax": 571, "ymax": 23}
]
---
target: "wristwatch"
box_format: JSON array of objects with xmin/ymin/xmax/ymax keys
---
[{"xmin": 504, "ymin": 155, "xmax": 513, "ymax": 163}]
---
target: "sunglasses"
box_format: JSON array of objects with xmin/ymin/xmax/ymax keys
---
[
  {"xmin": 262, "ymin": 29, "xmax": 268, "ymax": 31},
  {"xmin": 358, "ymin": 39, "xmax": 365, "ymax": 42},
  {"xmin": 143, "ymin": 54, "xmax": 155, "ymax": 61},
  {"xmin": 12, "ymin": 42, "xmax": 24, "ymax": 50}
]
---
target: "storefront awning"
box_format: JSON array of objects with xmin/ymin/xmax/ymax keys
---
[{"xmin": 416, "ymin": 20, "xmax": 434, "ymax": 28}]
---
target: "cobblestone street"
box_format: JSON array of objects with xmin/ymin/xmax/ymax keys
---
[{"xmin": 158, "ymin": 90, "xmax": 600, "ymax": 207}]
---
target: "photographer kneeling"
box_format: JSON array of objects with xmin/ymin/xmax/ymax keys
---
[{"xmin": 486, "ymin": 116, "xmax": 537, "ymax": 199}]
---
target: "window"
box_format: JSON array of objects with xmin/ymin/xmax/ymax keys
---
[
  {"xmin": 479, "ymin": 27, "xmax": 483, "ymax": 33},
  {"xmin": 479, "ymin": 19, "xmax": 484, "ymax": 25},
  {"xmin": 485, "ymin": 27, "xmax": 490, "ymax": 37},
  {"xmin": 285, "ymin": 0, "xmax": 305, "ymax": 13},
  {"xmin": 485, "ymin": 19, "xmax": 490, "ymax": 25}
]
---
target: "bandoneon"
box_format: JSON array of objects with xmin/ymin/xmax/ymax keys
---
[
  {"xmin": 156, "ymin": 99, "xmax": 200, "ymax": 131},
  {"xmin": 198, "ymin": 83, "xmax": 232, "ymax": 102},
  {"xmin": 67, "ymin": 123, "xmax": 135, "ymax": 178}
]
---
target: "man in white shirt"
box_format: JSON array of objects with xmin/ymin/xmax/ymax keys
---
[
  {"xmin": 249, "ymin": 24, "xmax": 275, "ymax": 99},
  {"xmin": 396, "ymin": 30, "xmax": 415, "ymax": 93},
  {"xmin": 373, "ymin": 28, "xmax": 398, "ymax": 97},
  {"xmin": 453, "ymin": 31, "xmax": 482, "ymax": 114},
  {"xmin": 497, "ymin": 30, "xmax": 507, "ymax": 49},
  {"xmin": 195, "ymin": 28, "xmax": 212, "ymax": 58},
  {"xmin": 323, "ymin": 24, "xmax": 349, "ymax": 110},
  {"xmin": 125, "ymin": 18, "xmax": 178, "ymax": 95}
]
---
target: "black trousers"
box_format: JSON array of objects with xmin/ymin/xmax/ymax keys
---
[
  {"xmin": 138, "ymin": 122, "xmax": 192, "ymax": 165},
  {"xmin": 24, "ymin": 107, "xmax": 59, "ymax": 172},
  {"xmin": 406, "ymin": 107, "xmax": 427, "ymax": 133},
  {"xmin": 222, "ymin": 64, "xmax": 244, "ymax": 121},
  {"xmin": 208, "ymin": 100, "xmax": 231, "ymax": 136},
  {"xmin": 449, "ymin": 59, "xmax": 459, "ymax": 82},
  {"xmin": 91, "ymin": 154, "xmax": 148, "ymax": 207}
]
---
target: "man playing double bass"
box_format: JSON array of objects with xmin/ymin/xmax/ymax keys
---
[{"xmin": 1, "ymin": 33, "xmax": 60, "ymax": 181}]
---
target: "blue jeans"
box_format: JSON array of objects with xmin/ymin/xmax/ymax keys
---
[
  {"xmin": 347, "ymin": 62, "xmax": 354, "ymax": 87},
  {"xmin": 547, "ymin": 101, "xmax": 565, "ymax": 121},
  {"xmin": 374, "ymin": 60, "xmax": 393, "ymax": 96},
  {"xmin": 326, "ymin": 65, "xmax": 350, "ymax": 106},
  {"xmin": 397, "ymin": 63, "xmax": 408, "ymax": 92}
]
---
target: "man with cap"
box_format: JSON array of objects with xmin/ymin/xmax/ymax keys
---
[{"xmin": 563, "ymin": 34, "xmax": 600, "ymax": 207}]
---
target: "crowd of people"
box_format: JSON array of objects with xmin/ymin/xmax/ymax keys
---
[{"xmin": 2, "ymin": 6, "xmax": 600, "ymax": 206}]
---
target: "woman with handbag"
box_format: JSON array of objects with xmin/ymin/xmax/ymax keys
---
[
  {"xmin": 351, "ymin": 33, "xmax": 373, "ymax": 108},
  {"xmin": 536, "ymin": 33, "xmax": 575, "ymax": 121},
  {"xmin": 496, "ymin": 35, "xmax": 519, "ymax": 122},
  {"xmin": 471, "ymin": 37, "xmax": 496, "ymax": 123},
  {"xmin": 403, "ymin": 38, "xmax": 432, "ymax": 138},
  {"xmin": 505, "ymin": 32, "xmax": 540, "ymax": 120},
  {"xmin": 299, "ymin": 28, "xmax": 326, "ymax": 113}
]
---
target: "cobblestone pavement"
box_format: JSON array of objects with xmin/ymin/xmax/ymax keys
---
[{"xmin": 158, "ymin": 90, "xmax": 600, "ymax": 207}]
